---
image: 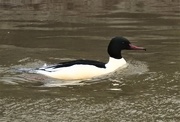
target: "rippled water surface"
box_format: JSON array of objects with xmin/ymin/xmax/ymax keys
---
[{"xmin": 0, "ymin": 0, "xmax": 180, "ymax": 121}]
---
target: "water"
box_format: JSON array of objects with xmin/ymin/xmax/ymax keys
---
[{"xmin": 0, "ymin": 0, "xmax": 180, "ymax": 121}]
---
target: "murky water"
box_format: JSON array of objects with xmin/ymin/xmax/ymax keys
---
[{"xmin": 0, "ymin": 0, "xmax": 180, "ymax": 121}]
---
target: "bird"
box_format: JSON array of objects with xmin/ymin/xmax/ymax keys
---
[{"xmin": 36, "ymin": 37, "xmax": 146, "ymax": 80}]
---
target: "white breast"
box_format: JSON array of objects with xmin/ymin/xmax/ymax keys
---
[{"xmin": 105, "ymin": 57, "xmax": 127, "ymax": 71}]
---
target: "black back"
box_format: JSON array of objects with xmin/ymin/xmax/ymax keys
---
[{"xmin": 50, "ymin": 60, "xmax": 106, "ymax": 69}]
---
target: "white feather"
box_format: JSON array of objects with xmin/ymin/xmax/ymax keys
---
[{"xmin": 36, "ymin": 57, "xmax": 127, "ymax": 80}]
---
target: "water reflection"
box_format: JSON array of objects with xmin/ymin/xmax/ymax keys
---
[
  {"xmin": 0, "ymin": 0, "xmax": 179, "ymax": 13},
  {"xmin": 0, "ymin": 0, "xmax": 179, "ymax": 22}
]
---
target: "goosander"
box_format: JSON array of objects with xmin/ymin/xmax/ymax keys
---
[{"xmin": 36, "ymin": 37, "xmax": 146, "ymax": 80}]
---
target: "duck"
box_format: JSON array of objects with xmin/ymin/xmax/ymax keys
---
[{"xmin": 36, "ymin": 36, "xmax": 146, "ymax": 80}]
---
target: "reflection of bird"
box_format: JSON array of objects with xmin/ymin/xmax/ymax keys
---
[{"xmin": 36, "ymin": 37, "xmax": 146, "ymax": 80}]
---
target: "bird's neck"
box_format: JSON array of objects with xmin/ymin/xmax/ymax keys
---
[{"xmin": 105, "ymin": 57, "xmax": 127, "ymax": 70}]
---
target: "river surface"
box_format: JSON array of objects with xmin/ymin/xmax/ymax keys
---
[{"xmin": 0, "ymin": 0, "xmax": 180, "ymax": 122}]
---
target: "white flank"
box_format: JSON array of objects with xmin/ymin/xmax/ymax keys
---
[{"xmin": 36, "ymin": 57, "xmax": 127, "ymax": 80}]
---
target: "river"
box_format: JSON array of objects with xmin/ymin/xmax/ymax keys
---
[{"xmin": 0, "ymin": 0, "xmax": 180, "ymax": 121}]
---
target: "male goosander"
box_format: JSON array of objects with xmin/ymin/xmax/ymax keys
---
[{"xmin": 36, "ymin": 37, "xmax": 146, "ymax": 80}]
